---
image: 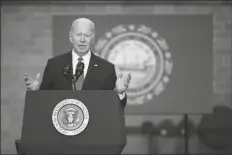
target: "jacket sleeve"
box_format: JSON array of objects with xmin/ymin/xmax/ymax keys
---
[
  {"xmin": 119, "ymin": 93, "xmax": 127, "ymax": 109},
  {"xmin": 39, "ymin": 60, "xmax": 53, "ymax": 90},
  {"xmin": 112, "ymin": 65, "xmax": 127, "ymax": 108}
]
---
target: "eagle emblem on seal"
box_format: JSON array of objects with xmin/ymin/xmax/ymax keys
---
[{"xmin": 63, "ymin": 108, "xmax": 80, "ymax": 127}]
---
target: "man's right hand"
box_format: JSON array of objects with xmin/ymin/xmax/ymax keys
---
[{"xmin": 24, "ymin": 73, "xmax": 41, "ymax": 91}]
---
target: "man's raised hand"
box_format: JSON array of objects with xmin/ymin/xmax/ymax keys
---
[{"xmin": 24, "ymin": 73, "xmax": 40, "ymax": 91}]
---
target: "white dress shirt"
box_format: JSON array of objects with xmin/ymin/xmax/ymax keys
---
[
  {"xmin": 71, "ymin": 49, "xmax": 125, "ymax": 99},
  {"xmin": 72, "ymin": 49, "xmax": 91, "ymax": 78}
]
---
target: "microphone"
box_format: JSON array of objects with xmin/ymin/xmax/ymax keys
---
[
  {"xmin": 72, "ymin": 62, "xmax": 85, "ymax": 90},
  {"xmin": 75, "ymin": 62, "xmax": 85, "ymax": 79}
]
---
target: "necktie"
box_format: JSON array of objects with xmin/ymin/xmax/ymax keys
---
[{"xmin": 75, "ymin": 57, "xmax": 84, "ymax": 90}]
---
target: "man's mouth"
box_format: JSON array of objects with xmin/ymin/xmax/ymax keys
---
[{"xmin": 78, "ymin": 45, "xmax": 86, "ymax": 48}]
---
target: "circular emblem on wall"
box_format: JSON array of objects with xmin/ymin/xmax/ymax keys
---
[
  {"xmin": 95, "ymin": 24, "xmax": 173, "ymax": 105},
  {"xmin": 52, "ymin": 99, "xmax": 89, "ymax": 136}
]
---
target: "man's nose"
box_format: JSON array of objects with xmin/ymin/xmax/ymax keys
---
[{"xmin": 80, "ymin": 35, "xmax": 85, "ymax": 42}]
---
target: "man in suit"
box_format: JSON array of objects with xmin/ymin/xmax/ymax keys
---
[{"xmin": 24, "ymin": 17, "xmax": 131, "ymax": 108}]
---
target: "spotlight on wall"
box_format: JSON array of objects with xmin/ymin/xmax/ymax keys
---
[
  {"xmin": 157, "ymin": 119, "xmax": 175, "ymax": 137},
  {"xmin": 177, "ymin": 118, "xmax": 196, "ymax": 137}
]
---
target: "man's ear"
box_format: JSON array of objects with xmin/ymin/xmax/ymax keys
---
[
  {"xmin": 92, "ymin": 34, "xmax": 95, "ymax": 45},
  {"xmin": 91, "ymin": 30, "xmax": 96, "ymax": 44},
  {"xmin": 69, "ymin": 31, "xmax": 73, "ymax": 43},
  {"xmin": 92, "ymin": 37, "xmax": 95, "ymax": 45}
]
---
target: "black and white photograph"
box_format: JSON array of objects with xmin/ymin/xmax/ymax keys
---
[{"xmin": 1, "ymin": 0, "xmax": 232, "ymax": 154}]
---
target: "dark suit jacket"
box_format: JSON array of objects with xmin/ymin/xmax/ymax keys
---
[{"xmin": 39, "ymin": 51, "xmax": 127, "ymax": 108}]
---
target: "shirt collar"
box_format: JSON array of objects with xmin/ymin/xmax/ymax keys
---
[{"xmin": 72, "ymin": 49, "xmax": 91, "ymax": 63}]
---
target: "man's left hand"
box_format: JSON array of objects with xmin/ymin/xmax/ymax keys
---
[{"xmin": 115, "ymin": 72, "xmax": 131, "ymax": 94}]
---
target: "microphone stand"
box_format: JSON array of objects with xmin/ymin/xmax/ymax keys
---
[
  {"xmin": 72, "ymin": 62, "xmax": 84, "ymax": 90},
  {"xmin": 72, "ymin": 72, "xmax": 82, "ymax": 90},
  {"xmin": 72, "ymin": 76, "xmax": 76, "ymax": 90}
]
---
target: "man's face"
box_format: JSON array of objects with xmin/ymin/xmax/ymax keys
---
[{"xmin": 69, "ymin": 21, "xmax": 95, "ymax": 55}]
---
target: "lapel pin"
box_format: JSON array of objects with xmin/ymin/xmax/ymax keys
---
[{"xmin": 94, "ymin": 64, "xmax": 98, "ymax": 66}]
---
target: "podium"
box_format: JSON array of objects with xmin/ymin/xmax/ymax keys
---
[{"xmin": 16, "ymin": 90, "xmax": 127, "ymax": 154}]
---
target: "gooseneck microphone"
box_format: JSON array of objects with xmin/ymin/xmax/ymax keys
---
[{"xmin": 72, "ymin": 61, "xmax": 85, "ymax": 90}]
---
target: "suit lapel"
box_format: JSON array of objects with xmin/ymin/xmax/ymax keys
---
[
  {"xmin": 82, "ymin": 52, "xmax": 97, "ymax": 90},
  {"xmin": 63, "ymin": 51, "xmax": 73, "ymax": 90}
]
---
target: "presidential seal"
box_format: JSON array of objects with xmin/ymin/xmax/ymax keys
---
[
  {"xmin": 52, "ymin": 99, "xmax": 89, "ymax": 136},
  {"xmin": 94, "ymin": 24, "xmax": 173, "ymax": 105}
]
